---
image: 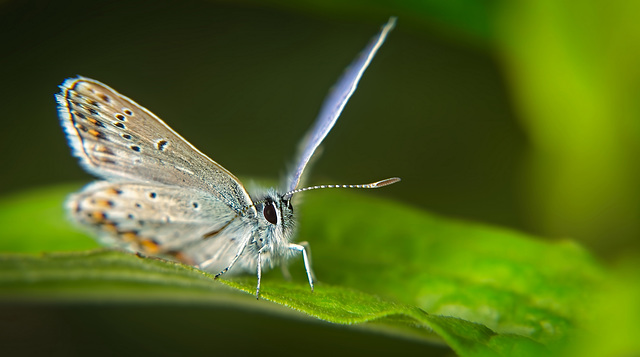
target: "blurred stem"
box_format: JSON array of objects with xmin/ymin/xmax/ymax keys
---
[{"xmin": 496, "ymin": 0, "xmax": 640, "ymax": 255}]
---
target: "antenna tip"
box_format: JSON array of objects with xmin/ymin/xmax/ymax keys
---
[{"xmin": 372, "ymin": 177, "xmax": 401, "ymax": 188}]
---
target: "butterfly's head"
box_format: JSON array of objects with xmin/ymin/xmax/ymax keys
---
[{"xmin": 252, "ymin": 190, "xmax": 296, "ymax": 249}]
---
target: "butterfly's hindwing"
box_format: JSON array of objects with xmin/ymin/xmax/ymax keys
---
[{"xmin": 68, "ymin": 181, "xmax": 252, "ymax": 269}]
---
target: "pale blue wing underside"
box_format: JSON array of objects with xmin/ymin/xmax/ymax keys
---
[{"xmin": 287, "ymin": 17, "xmax": 396, "ymax": 193}]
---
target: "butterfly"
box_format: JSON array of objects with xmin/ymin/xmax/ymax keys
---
[{"xmin": 56, "ymin": 17, "xmax": 398, "ymax": 298}]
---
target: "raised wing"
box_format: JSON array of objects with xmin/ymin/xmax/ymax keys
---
[
  {"xmin": 287, "ymin": 17, "xmax": 396, "ymax": 193},
  {"xmin": 57, "ymin": 77, "xmax": 254, "ymax": 215}
]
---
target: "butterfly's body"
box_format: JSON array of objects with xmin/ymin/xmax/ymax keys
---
[{"xmin": 57, "ymin": 18, "xmax": 398, "ymax": 297}]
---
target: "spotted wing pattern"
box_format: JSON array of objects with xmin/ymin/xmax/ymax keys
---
[
  {"xmin": 68, "ymin": 181, "xmax": 254, "ymax": 271},
  {"xmin": 57, "ymin": 77, "xmax": 255, "ymax": 215}
]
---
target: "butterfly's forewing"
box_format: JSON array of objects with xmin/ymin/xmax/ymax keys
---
[
  {"xmin": 57, "ymin": 77, "xmax": 254, "ymax": 215},
  {"xmin": 68, "ymin": 181, "xmax": 251, "ymax": 271},
  {"xmin": 287, "ymin": 17, "xmax": 396, "ymax": 193}
]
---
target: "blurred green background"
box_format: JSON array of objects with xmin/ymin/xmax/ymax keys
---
[{"xmin": 1, "ymin": 0, "xmax": 639, "ymax": 355}]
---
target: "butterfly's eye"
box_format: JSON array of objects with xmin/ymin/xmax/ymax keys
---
[{"xmin": 263, "ymin": 202, "xmax": 278, "ymax": 225}]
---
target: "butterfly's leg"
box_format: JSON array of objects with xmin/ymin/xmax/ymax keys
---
[
  {"xmin": 197, "ymin": 241, "xmax": 247, "ymax": 278},
  {"xmin": 256, "ymin": 246, "xmax": 266, "ymax": 299},
  {"xmin": 296, "ymin": 241, "xmax": 316, "ymax": 282},
  {"xmin": 289, "ymin": 243, "xmax": 315, "ymax": 292},
  {"xmin": 215, "ymin": 243, "xmax": 247, "ymax": 278}
]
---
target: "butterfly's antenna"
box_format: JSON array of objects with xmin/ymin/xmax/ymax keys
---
[{"xmin": 283, "ymin": 177, "xmax": 400, "ymax": 199}]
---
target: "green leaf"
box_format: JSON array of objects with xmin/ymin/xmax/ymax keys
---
[{"xmin": 0, "ymin": 185, "xmax": 603, "ymax": 356}]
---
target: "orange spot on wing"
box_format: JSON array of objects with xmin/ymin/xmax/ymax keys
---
[
  {"xmin": 90, "ymin": 211, "xmax": 107, "ymax": 223},
  {"xmin": 103, "ymin": 223, "xmax": 118, "ymax": 234},
  {"xmin": 96, "ymin": 145, "xmax": 113, "ymax": 154},
  {"xmin": 167, "ymin": 251, "xmax": 194, "ymax": 265},
  {"xmin": 97, "ymin": 93, "xmax": 110, "ymax": 103},
  {"xmin": 87, "ymin": 129, "xmax": 104, "ymax": 138},
  {"xmin": 140, "ymin": 239, "xmax": 160, "ymax": 254},
  {"xmin": 106, "ymin": 188, "xmax": 122, "ymax": 195},
  {"xmin": 96, "ymin": 199, "xmax": 114, "ymax": 208},
  {"xmin": 121, "ymin": 231, "xmax": 138, "ymax": 242}
]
